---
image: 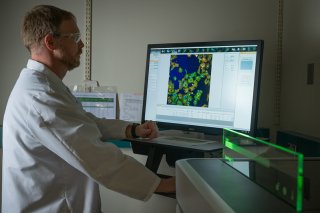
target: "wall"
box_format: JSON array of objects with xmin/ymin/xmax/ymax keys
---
[
  {"xmin": 4, "ymin": 2, "xmax": 320, "ymax": 140},
  {"xmin": 280, "ymin": 0, "xmax": 320, "ymax": 138},
  {"xmin": 0, "ymin": 0, "xmax": 278, "ymax": 134},
  {"xmin": 0, "ymin": 0, "xmax": 85, "ymax": 122},
  {"xmin": 0, "ymin": 1, "xmax": 278, "ymax": 212},
  {"xmin": 1, "ymin": 0, "xmax": 304, "ymax": 212}
]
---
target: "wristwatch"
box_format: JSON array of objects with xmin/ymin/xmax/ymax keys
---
[{"xmin": 131, "ymin": 123, "xmax": 139, "ymax": 138}]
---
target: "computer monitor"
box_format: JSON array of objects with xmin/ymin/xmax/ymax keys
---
[{"xmin": 142, "ymin": 40, "xmax": 264, "ymax": 136}]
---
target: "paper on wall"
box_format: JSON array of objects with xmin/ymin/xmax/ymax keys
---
[
  {"xmin": 73, "ymin": 92, "xmax": 116, "ymax": 119},
  {"xmin": 119, "ymin": 93, "xmax": 143, "ymax": 123}
]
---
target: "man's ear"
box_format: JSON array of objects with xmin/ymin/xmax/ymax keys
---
[{"xmin": 43, "ymin": 34, "xmax": 56, "ymax": 51}]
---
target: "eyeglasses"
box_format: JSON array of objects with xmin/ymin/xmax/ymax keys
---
[{"xmin": 53, "ymin": 32, "xmax": 82, "ymax": 43}]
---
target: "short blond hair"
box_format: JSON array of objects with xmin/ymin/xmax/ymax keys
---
[{"xmin": 22, "ymin": 5, "xmax": 75, "ymax": 51}]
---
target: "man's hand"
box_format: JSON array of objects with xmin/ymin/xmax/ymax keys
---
[
  {"xmin": 135, "ymin": 121, "xmax": 159, "ymax": 139},
  {"xmin": 155, "ymin": 177, "xmax": 176, "ymax": 193}
]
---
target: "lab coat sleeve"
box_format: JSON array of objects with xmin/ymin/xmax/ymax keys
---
[
  {"xmin": 27, "ymin": 92, "xmax": 160, "ymax": 201},
  {"xmin": 84, "ymin": 112, "xmax": 130, "ymax": 140}
]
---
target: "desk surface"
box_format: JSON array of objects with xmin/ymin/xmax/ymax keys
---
[{"xmin": 126, "ymin": 134, "xmax": 223, "ymax": 152}]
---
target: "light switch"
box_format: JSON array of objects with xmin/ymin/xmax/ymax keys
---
[{"xmin": 307, "ymin": 63, "xmax": 314, "ymax": 85}]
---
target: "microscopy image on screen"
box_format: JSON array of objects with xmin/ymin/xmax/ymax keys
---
[{"xmin": 167, "ymin": 54, "xmax": 212, "ymax": 107}]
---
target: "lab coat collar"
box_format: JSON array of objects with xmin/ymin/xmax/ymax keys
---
[{"xmin": 26, "ymin": 59, "xmax": 69, "ymax": 91}]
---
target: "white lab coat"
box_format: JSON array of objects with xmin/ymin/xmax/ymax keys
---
[{"xmin": 2, "ymin": 60, "xmax": 160, "ymax": 213}]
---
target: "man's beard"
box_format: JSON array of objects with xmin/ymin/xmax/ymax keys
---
[{"xmin": 60, "ymin": 53, "xmax": 81, "ymax": 71}]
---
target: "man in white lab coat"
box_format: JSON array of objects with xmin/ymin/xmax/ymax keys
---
[{"xmin": 2, "ymin": 5, "xmax": 175, "ymax": 213}]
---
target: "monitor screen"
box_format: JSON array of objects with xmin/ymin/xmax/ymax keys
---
[{"xmin": 142, "ymin": 40, "xmax": 264, "ymax": 136}]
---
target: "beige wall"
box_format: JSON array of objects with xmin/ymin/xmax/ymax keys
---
[
  {"xmin": 0, "ymin": 0, "xmax": 278, "ymax": 134},
  {"xmin": 281, "ymin": 0, "xmax": 320, "ymax": 137},
  {"xmin": 0, "ymin": 0, "xmax": 86, "ymax": 121},
  {"xmin": 0, "ymin": 1, "xmax": 278, "ymax": 212},
  {"xmin": 91, "ymin": 0, "xmax": 278, "ymax": 134},
  {"xmin": 1, "ymin": 0, "xmax": 319, "ymax": 212},
  {"xmin": 2, "ymin": 1, "xmax": 319, "ymax": 138}
]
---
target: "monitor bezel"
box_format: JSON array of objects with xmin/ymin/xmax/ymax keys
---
[{"xmin": 141, "ymin": 40, "xmax": 264, "ymax": 136}]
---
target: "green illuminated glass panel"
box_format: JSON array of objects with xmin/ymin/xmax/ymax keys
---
[{"xmin": 223, "ymin": 128, "xmax": 304, "ymax": 212}]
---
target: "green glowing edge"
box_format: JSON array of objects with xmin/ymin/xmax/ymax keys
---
[
  {"xmin": 223, "ymin": 128, "xmax": 301, "ymax": 156},
  {"xmin": 296, "ymin": 154, "xmax": 304, "ymax": 212},
  {"xmin": 223, "ymin": 128, "xmax": 304, "ymax": 211},
  {"xmin": 224, "ymin": 140, "xmax": 270, "ymax": 168}
]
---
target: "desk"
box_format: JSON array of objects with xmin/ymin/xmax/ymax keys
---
[
  {"xmin": 125, "ymin": 136, "xmax": 223, "ymax": 173},
  {"xmin": 110, "ymin": 136, "xmax": 223, "ymax": 199}
]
